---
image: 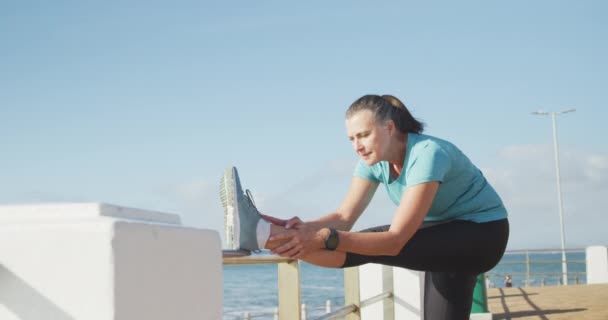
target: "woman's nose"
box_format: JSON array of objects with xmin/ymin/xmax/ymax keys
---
[{"xmin": 354, "ymin": 139, "xmax": 363, "ymax": 151}]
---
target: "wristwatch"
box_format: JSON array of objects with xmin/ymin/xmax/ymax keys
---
[{"xmin": 324, "ymin": 228, "xmax": 339, "ymax": 251}]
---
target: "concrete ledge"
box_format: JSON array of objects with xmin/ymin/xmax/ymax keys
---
[
  {"xmin": 0, "ymin": 203, "xmax": 181, "ymax": 224},
  {"xmin": 0, "ymin": 202, "xmax": 221, "ymax": 320}
]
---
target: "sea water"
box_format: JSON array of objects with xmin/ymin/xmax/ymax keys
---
[{"xmin": 223, "ymin": 251, "xmax": 586, "ymax": 319}]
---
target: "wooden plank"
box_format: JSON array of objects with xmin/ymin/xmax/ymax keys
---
[
  {"xmin": 344, "ymin": 267, "xmax": 361, "ymax": 320},
  {"xmin": 382, "ymin": 265, "xmax": 395, "ymax": 320},
  {"xmin": 223, "ymin": 255, "xmax": 294, "ymax": 265},
  {"xmin": 278, "ymin": 260, "xmax": 301, "ymax": 320}
]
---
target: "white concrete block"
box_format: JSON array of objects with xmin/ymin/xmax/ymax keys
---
[
  {"xmin": 586, "ymin": 246, "xmax": 608, "ymax": 284},
  {"xmin": 359, "ymin": 264, "xmax": 394, "ymax": 320},
  {"xmin": 393, "ymin": 268, "xmax": 424, "ymax": 320},
  {"xmin": 470, "ymin": 313, "xmax": 492, "ymax": 320},
  {"xmin": 0, "ymin": 203, "xmax": 222, "ymax": 320}
]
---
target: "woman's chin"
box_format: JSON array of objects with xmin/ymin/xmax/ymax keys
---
[{"xmin": 364, "ymin": 158, "xmax": 379, "ymax": 166}]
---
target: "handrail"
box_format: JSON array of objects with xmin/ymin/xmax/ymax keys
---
[
  {"xmin": 503, "ymin": 248, "xmax": 586, "ymax": 254},
  {"xmin": 486, "ymin": 248, "xmax": 588, "ymax": 287},
  {"xmin": 360, "ymin": 292, "xmax": 393, "ymax": 308},
  {"xmin": 312, "ymin": 291, "xmax": 393, "ymax": 320},
  {"xmin": 312, "ymin": 305, "xmax": 357, "ymax": 320},
  {"xmin": 489, "ymin": 271, "xmax": 586, "ymax": 276},
  {"xmin": 496, "ymin": 259, "xmax": 585, "ymax": 265},
  {"xmin": 223, "ymin": 253, "xmax": 294, "ymax": 265},
  {"xmin": 222, "ymin": 249, "xmax": 252, "ymax": 258}
]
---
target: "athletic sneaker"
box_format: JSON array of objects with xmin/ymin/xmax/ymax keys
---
[{"xmin": 220, "ymin": 166, "xmax": 263, "ymax": 252}]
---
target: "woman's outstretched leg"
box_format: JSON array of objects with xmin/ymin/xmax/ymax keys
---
[{"xmin": 264, "ymin": 224, "xmax": 347, "ymax": 268}]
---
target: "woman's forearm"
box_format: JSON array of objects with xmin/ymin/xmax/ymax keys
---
[
  {"xmin": 308, "ymin": 212, "xmax": 354, "ymax": 231},
  {"xmin": 330, "ymin": 182, "xmax": 437, "ymax": 256}
]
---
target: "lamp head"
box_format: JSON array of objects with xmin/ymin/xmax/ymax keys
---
[
  {"xmin": 559, "ymin": 109, "xmax": 576, "ymax": 114},
  {"xmin": 531, "ymin": 110, "xmax": 549, "ymax": 116}
]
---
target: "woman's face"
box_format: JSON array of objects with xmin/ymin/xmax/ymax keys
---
[{"xmin": 345, "ymin": 110, "xmax": 392, "ymax": 166}]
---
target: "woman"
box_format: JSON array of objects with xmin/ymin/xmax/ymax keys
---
[{"xmin": 220, "ymin": 94, "xmax": 509, "ymax": 320}]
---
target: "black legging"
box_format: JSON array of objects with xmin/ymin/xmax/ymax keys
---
[{"xmin": 341, "ymin": 219, "xmax": 509, "ymax": 320}]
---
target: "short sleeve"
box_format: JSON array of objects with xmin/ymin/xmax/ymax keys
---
[
  {"xmin": 405, "ymin": 143, "xmax": 451, "ymax": 186},
  {"xmin": 353, "ymin": 160, "xmax": 382, "ymax": 183}
]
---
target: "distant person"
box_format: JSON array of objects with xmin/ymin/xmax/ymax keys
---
[
  {"xmin": 220, "ymin": 94, "xmax": 510, "ymax": 320},
  {"xmin": 486, "ymin": 275, "xmax": 495, "ymax": 288},
  {"xmin": 504, "ymin": 274, "xmax": 513, "ymax": 287}
]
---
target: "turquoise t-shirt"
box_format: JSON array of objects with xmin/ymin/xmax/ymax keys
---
[{"xmin": 354, "ymin": 133, "xmax": 507, "ymax": 223}]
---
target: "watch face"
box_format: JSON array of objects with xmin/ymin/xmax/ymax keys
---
[
  {"xmin": 327, "ymin": 236, "xmax": 338, "ymax": 249},
  {"xmin": 326, "ymin": 229, "xmax": 339, "ymax": 250}
]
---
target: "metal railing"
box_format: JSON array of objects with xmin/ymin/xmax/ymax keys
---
[
  {"xmin": 486, "ymin": 248, "xmax": 587, "ymax": 287},
  {"xmin": 225, "ymin": 248, "xmax": 589, "ymax": 319},
  {"xmin": 223, "ymin": 251, "xmax": 302, "ymax": 320},
  {"xmin": 313, "ymin": 292, "xmax": 393, "ymax": 320},
  {"xmin": 222, "ymin": 250, "xmax": 393, "ymax": 320}
]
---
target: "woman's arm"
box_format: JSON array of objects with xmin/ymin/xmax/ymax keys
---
[
  {"xmin": 266, "ymin": 177, "xmax": 378, "ymax": 256},
  {"xmin": 331, "ymin": 181, "xmax": 439, "ymax": 256},
  {"xmin": 271, "ymin": 181, "xmax": 439, "ymax": 258}
]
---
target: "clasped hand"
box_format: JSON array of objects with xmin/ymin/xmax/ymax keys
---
[{"xmin": 262, "ymin": 214, "xmax": 325, "ymax": 259}]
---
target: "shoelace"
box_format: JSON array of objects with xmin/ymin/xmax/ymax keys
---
[{"xmin": 245, "ymin": 189, "xmax": 257, "ymax": 208}]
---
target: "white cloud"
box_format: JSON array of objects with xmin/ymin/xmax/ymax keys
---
[
  {"xmin": 582, "ymin": 155, "xmax": 608, "ymax": 186},
  {"xmin": 483, "ymin": 144, "xmax": 608, "ymax": 249}
]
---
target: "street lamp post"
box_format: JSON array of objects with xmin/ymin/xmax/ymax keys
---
[{"xmin": 532, "ymin": 109, "xmax": 575, "ymax": 286}]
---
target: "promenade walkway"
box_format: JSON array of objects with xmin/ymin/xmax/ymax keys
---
[{"xmin": 487, "ymin": 284, "xmax": 608, "ymax": 319}]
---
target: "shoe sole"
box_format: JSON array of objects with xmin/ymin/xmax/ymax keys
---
[{"xmin": 220, "ymin": 167, "xmax": 240, "ymax": 250}]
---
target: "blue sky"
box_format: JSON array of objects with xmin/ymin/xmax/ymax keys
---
[{"xmin": 1, "ymin": 1, "xmax": 606, "ymax": 250}]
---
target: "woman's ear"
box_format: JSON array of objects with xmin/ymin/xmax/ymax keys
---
[{"xmin": 386, "ymin": 119, "xmax": 396, "ymax": 135}]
